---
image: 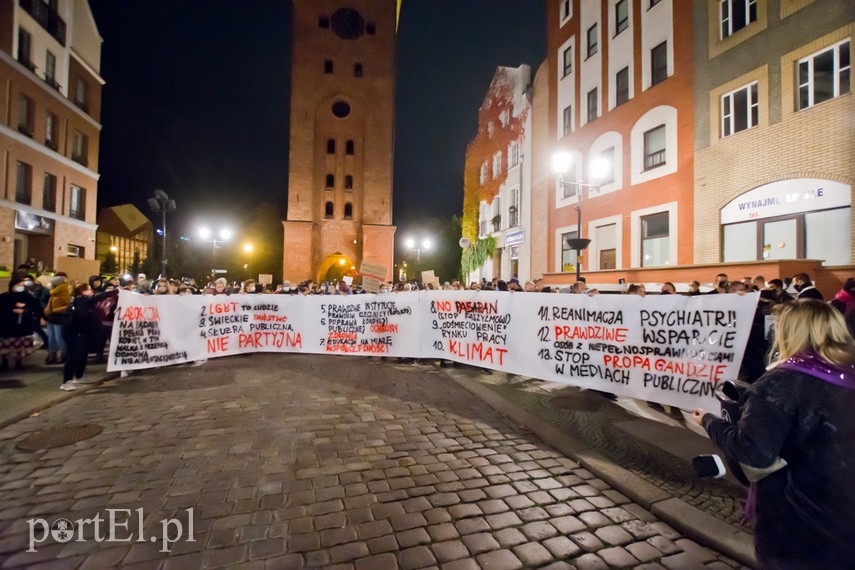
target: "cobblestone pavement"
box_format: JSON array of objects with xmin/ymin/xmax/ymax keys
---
[{"xmin": 0, "ymin": 354, "xmax": 747, "ymax": 569}]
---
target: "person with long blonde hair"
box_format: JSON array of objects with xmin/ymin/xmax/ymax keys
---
[{"xmin": 693, "ymin": 299, "xmax": 855, "ymax": 568}]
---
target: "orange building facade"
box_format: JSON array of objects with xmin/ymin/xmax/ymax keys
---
[
  {"xmin": 544, "ymin": 0, "xmax": 695, "ymax": 285},
  {"xmin": 283, "ymin": 0, "xmax": 397, "ymax": 283}
]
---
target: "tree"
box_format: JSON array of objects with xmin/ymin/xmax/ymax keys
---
[{"xmin": 101, "ymin": 251, "xmax": 117, "ymax": 274}]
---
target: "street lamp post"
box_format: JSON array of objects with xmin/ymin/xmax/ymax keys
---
[
  {"xmin": 243, "ymin": 243, "xmax": 253, "ymax": 278},
  {"xmin": 147, "ymin": 189, "xmax": 176, "ymax": 277},
  {"xmin": 552, "ymin": 153, "xmax": 609, "ymax": 283},
  {"xmin": 198, "ymin": 227, "xmax": 232, "ymax": 281},
  {"xmin": 405, "ymin": 237, "xmax": 432, "ymax": 261}
]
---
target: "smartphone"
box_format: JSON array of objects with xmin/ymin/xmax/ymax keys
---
[{"xmin": 692, "ymin": 454, "xmax": 726, "ymax": 479}]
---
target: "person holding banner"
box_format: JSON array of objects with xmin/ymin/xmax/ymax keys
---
[
  {"xmin": 693, "ymin": 300, "xmax": 855, "ymax": 569},
  {"xmin": 60, "ymin": 283, "xmax": 110, "ymax": 390}
]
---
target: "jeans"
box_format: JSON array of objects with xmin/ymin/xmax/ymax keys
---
[{"xmin": 45, "ymin": 323, "xmax": 67, "ymax": 355}]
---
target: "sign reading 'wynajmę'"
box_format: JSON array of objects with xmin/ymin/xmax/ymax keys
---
[{"xmin": 109, "ymin": 290, "xmax": 759, "ymax": 411}]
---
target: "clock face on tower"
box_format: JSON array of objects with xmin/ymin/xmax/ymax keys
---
[{"xmin": 331, "ymin": 8, "xmax": 365, "ymax": 40}]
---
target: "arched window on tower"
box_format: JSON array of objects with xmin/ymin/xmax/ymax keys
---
[
  {"xmin": 345, "ymin": 140, "xmax": 354, "ymax": 155},
  {"xmin": 326, "ymin": 139, "xmax": 335, "ymax": 154},
  {"xmin": 324, "ymin": 201, "xmax": 334, "ymax": 219},
  {"xmin": 325, "ymin": 174, "xmax": 335, "ymax": 189},
  {"xmin": 344, "ymin": 202, "xmax": 353, "ymax": 220},
  {"xmin": 345, "ymin": 175, "xmax": 353, "ymax": 190}
]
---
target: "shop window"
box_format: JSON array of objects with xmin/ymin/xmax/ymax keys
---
[
  {"xmin": 721, "ymin": 0, "xmax": 757, "ymax": 39},
  {"xmin": 722, "ymin": 82, "xmax": 758, "ymax": 137},
  {"xmin": 798, "ymin": 40, "xmax": 850, "ymax": 110}
]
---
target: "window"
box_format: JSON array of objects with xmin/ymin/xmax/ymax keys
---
[
  {"xmin": 69, "ymin": 185, "xmax": 85, "ymax": 220},
  {"xmin": 326, "ymin": 138, "xmax": 336, "ymax": 154},
  {"xmin": 325, "ymin": 174, "xmax": 335, "ymax": 189},
  {"xmin": 563, "ymin": 46, "xmax": 572, "ymax": 77},
  {"xmin": 45, "ymin": 50, "xmax": 56, "ymax": 86},
  {"xmin": 599, "ymin": 148, "xmax": 616, "ymax": 185},
  {"xmin": 324, "ymin": 59, "xmax": 333, "ymax": 74},
  {"xmin": 319, "ymin": 15, "xmax": 330, "ymax": 28},
  {"xmin": 651, "ymin": 41, "xmax": 667, "ymax": 86},
  {"xmin": 344, "ymin": 203, "xmax": 353, "ymax": 220},
  {"xmin": 561, "ymin": 164, "xmax": 578, "ymax": 200},
  {"xmin": 17, "ymin": 28, "xmax": 33, "ymax": 69},
  {"xmin": 561, "ymin": 231, "xmax": 579, "ymax": 273},
  {"xmin": 587, "ymin": 24, "xmax": 598, "ymax": 58},
  {"xmin": 616, "ymin": 67, "xmax": 629, "ymax": 106},
  {"xmin": 366, "ymin": 21, "xmax": 376, "ymax": 35},
  {"xmin": 616, "ymin": 0, "xmax": 629, "ymax": 35},
  {"xmin": 46, "ymin": 112, "xmax": 57, "ymax": 149},
  {"xmin": 354, "ymin": 63, "xmax": 363, "ymax": 77},
  {"xmin": 486, "ymin": 121, "xmax": 494, "ymax": 137},
  {"xmin": 67, "ymin": 245, "xmax": 83, "ymax": 258},
  {"xmin": 560, "ymin": 0, "xmax": 571, "ymax": 23},
  {"xmin": 641, "ymin": 212, "xmax": 670, "ymax": 266},
  {"xmin": 563, "ymin": 105, "xmax": 573, "ymax": 137},
  {"xmin": 643, "ymin": 125, "xmax": 666, "ymax": 170},
  {"xmin": 492, "ymin": 152, "xmax": 502, "ymax": 179},
  {"xmin": 587, "ymin": 88, "xmax": 598, "ymax": 123},
  {"xmin": 345, "ymin": 140, "xmax": 354, "ymax": 155},
  {"xmin": 479, "ymin": 162, "xmax": 488, "ymax": 185},
  {"xmin": 72, "ymin": 130, "xmax": 88, "ymax": 165},
  {"xmin": 492, "ymin": 197, "xmax": 502, "ymax": 231},
  {"xmin": 18, "ymin": 94, "xmax": 34, "ymax": 137},
  {"xmin": 508, "ymin": 188, "xmax": 520, "ymax": 227},
  {"xmin": 499, "ymin": 109, "xmax": 510, "ymax": 127},
  {"xmin": 720, "ymin": 0, "xmax": 757, "ymax": 39},
  {"xmin": 345, "ymin": 175, "xmax": 353, "ymax": 190},
  {"xmin": 324, "ymin": 201, "xmax": 334, "ymax": 219},
  {"xmin": 508, "ymin": 141, "xmax": 520, "ymax": 168},
  {"xmin": 722, "ymin": 82, "xmax": 758, "ymax": 137},
  {"xmin": 75, "ymin": 78, "xmax": 87, "ymax": 111},
  {"xmin": 43, "ymin": 173, "xmax": 56, "ymax": 212},
  {"xmin": 798, "ymin": 40, "xmax": 850, "ymax": 110},
  {"xmin": 15, "ymin": 161, "xmax": 32, "ymax": 204}
]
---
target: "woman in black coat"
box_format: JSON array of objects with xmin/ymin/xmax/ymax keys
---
[
  {"xmin": 693, "ymin": 300, "xmax": 855, "ymax": 569},
  {"xmin": 59, "ymin": 282, "xmax": 108, "ymax": 390},
  {"xmin": 0, "ymin": 276, "xmax": 44, "ymax": 370}
]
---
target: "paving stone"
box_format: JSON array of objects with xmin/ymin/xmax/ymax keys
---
[
  {"xmin": 371, "ymin": 502, "xmax": 405, "ymax": 519},
  {"xmin": 579, "ymin": 511, "xmax": 612, "ymax": 529},
  {"xmin": 322, "ymin": 527, "xmax": 358, "ymax": 547},
  {"xmin": 660, "ymin": 551, "xmax": 708, "ymax": 570},
  {"xmin": 398, "ymin": 545, "xmax": 436, "ymax": 570},
  {"xmin": 595, "ymin": 524, "xmax": 634, "ymax": 546},
  {"xmin": 626, "ymin": 540, "xmax": 662, "ymax": 562},
  {"xmin": 430, "ymin": 539, "xmax": 469, "ymax": 563},
  {"xmin": 354, "ymin": 553, "xmax": 398, "ymax": 570},
  {"xmin": 512, "ymin": 542, "xmax": 553, "ymax": 567},
  {"xmin": 329, "ymin": 541, "xmax": 370, "ymax": 563},
  {"xmin": 461, "ymin": 532, "xmax": 501, "ymax": 555},
  {"xmin": 427, "ymin": 522, "xmax": 459, "ymax": 542},
  {"xmin": 569, "ymin": 532, "xmax": 604, "ymax": 553},
  {"xmin": 423, "ymin": 509, "xmax": 452, "ymax": 524},
  {"xmin": 448, "ymin": 504, "xmax": 483, "ymax": 519},
  {"xmin": 570, "ymin": 553, "xmax": 609, "ymax": 570},
  {"xmin": 646, "ymin": 535, "xmax": 681, "ymax": 555},
  {"xmin": 539, "ymin": 562, "xmax": 576, "ymax": 570},
  {"xmin": 674, "ymin": 538, "xmax": 717, "ymax": 563},
  {"xmin": 439, "ymin": 557, "xmax": 481, "ymax": 570},
  {"xmin": 476, "ymin": 549, "xmax": 523, "ymax": 570},
  {"xmin": 484, "ymin": 484, "xmax": 516, "ymax": 499},
  {"xmin": 286, "ymin": 532, "xmax": 319, "ymax": 553},
  {"xmin": 493, "ymin": 527, "xmax": 528, "ymax": 548},
  {"xmin": 248, "ymin": 538, "xmax": 286, "ymax": 560},
  {"xmin": 476, "ymin": 499, "xmax": 509, "ymax": 514},
  {"xmin": 390, "ymin": 512, "xmax": 427, "ymax": 532},
  {"xmin": 504, "ymin": 495, "xmax": 535, "ymax": 510},
  {"xmin": 429, "ymin": 493, "xmax": 461, "ymax": 507},
  {"xmin": 357, "ymin": 519, "xmax": 393, "ymax": 540},
  {"xmin": 454, "ymin": 517, "xmax": 490, "ymax": 535},
  {"xmin": 519, "ymin": 521, "xmax": 559, "ymax": 541},
  {"xmin": 402, "ymin": 497, "xmax": 432, "ymax": 513},
  {"xmin": 203, "ymin": 545, "xmax": 248, "ymax": 568},
  {"xmin": 315, "ymin": 512, "xmax": 347, "ymax": 530},
  {"xmin": 484, "ymin": 511, "xmax": 523, "ymax": 530},
  {"xmin": 598, "ymin": 546, "xmax": 639, "ymax": 567},
  {"xmin": 397, "ymin": 527, "xmax": 431, "ymax": 548},
  {"xmin": 304, "ymin": 550, "xmax": 330, "ymax": 567},
  {"xmin": 648, "ymin": 522, "xmax": 681, "ymax": 540},
  {"xmin": 516, "ymin": 506, "xmax": 549, "ymax": 522},
  {"xmin": 367, "ymin": 534, "xmax": 398, "ymax": 555}
]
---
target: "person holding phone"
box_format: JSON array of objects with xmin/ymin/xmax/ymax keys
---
[{"xmin": 692, "ymin": 300, "xmax": 855, "ymax": 568}]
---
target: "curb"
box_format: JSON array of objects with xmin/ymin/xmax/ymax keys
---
[
  {"xmin": 441, "ymin": 365, "xmax": 757, "ymax": 568},
  {"xmin": 0, "ymin": 371, "xmax": 118, "ymax": 431}
]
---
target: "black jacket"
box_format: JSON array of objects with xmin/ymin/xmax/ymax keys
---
[{"xmin": 0, "ymin": 290, "xmax": 43, "ymax": 338}]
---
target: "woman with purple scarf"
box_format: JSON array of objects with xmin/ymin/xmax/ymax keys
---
[{"xmin": 693, "ymin": 299, "xmax": 855, "ymax": 569}]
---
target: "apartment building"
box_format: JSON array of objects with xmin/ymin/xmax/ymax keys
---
[
  {"xmin": 544, "ymin": 0, "xmax": 695, "ymax": 284},
  {"xmin": 465, "ymin": 65, "xmax": 534, "ymax": 283},
  {"xmin": 694, "ymin": 0, "xmax": 854, "ymax": 269},
  {"xmin": 0, "ymin": 0, "xmax": 102, "ymax": 278}
]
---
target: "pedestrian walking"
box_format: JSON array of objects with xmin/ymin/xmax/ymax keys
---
[
  {"xmin": 693, "ymin": 299, "xmax": 855, "ymax": 568},
  {"xmin": 59, "ymin": 283, "xmax": 108, "ymax": 390},
  {"xmin": 0, "ymin": 276, "xmax": 44, "ymax": 371}
]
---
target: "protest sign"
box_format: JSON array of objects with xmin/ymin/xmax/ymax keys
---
[{"xmin": 359, "ymin": 261, "xmax": 387, "ymax": 280}]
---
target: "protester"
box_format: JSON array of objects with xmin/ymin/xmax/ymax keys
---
[
  {"xmin": 687, "ymin": 280, "xmax": 701, "ymax": 296},
  {"xmin": 693, "ymin": 300, "xmax": 855, "ymax": 568},
  {"xmin": 706, "ymin": 273, "xmax": 729, "ymax": 294},
  {"xmin": 60, "ymin": 283, "xmax": 113, "ymax": 390},
  {"xmin": 0, "ymin": 276, "xmax": 44, "ymax": 371},
  {"xmin": 660, "ymin": 282, "xmax": 676, "ymax": 295},
  {"xmin": 43, "ymin": 274, "xmax": 72, "ymax": 364},
  {"xmin": 791, "ymin": 272, "xmax": 823, "ymax": 300}
]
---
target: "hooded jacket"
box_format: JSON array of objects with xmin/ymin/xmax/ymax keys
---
[{"xmin": 44, "ymin": 281, "xmax": 73, "ymax": 324}]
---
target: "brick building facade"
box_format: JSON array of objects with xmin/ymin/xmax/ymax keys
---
[
  {"xmin": 0, "ymin": 0, "xmax": 102, "ymax": 280},
  {"xmin": 283, "ymin": 0, "xmax": 397, "ymax": 283}
]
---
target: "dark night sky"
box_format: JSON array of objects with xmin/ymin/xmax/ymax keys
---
[{"xmin": 89, "ymin": 0, "xmax": 545, "ymax": 237}]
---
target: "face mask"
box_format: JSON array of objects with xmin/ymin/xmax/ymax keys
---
[
  {"xmin": 13, "ymin": 286, "xmax": 25, "ymax": 293},
  {"xmin": 793, "ymin": 283, "xmax": 805, "ymax": 292},
  {"xmin": 718, "ymin": 280, "xmax": 727, "ymax": 288}
]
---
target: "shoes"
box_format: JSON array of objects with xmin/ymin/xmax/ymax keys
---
[
  {"xmin": 60, "ymin": 383, "xmax": 77, "ymax": 391},
  {"xmin": 45, "ymin": 354, "xmax": 57, "ymax": 365},
  {"xmin": 72, "ymin": 378, "xmax": 95, "ymax": 384},
  {"xmin": 120, "ymin": 370, "xmax": 130, "ymax": 378},
  {"xmin": 190, "ymin": 360, "xmax": 207, "ymax": 367}
]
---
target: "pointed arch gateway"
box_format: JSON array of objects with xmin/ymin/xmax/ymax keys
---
[{"xmin": 316, "ymin": 252, "xmax": 354, "ymax": 283}]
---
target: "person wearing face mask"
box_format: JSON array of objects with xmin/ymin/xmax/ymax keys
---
[
  {"xmin": 791, "ymin": 272, "xmax": 824, "ymax": 300},
  {"xmin": 59, "ymin": 283, "xmax": 110, "ymax": 390},
  {"xmin": 706, "ymin": 273, "xmax": 729, "ymax": 294},
  {"xmin": 0, "ymin": 277, "xmax": 44, "ymax": 371}
]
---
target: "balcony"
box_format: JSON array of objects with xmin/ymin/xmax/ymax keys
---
[
  {"xmin": 20, "ymin": 0, "xmax": 67, "ymax": 46},
  {"xmin": 17, "ymin": 124, "xmax": 34, "ymax": 138},
  {"xmin": 42, "ymin": 75, "xmax": 62, "ymax": 92},
  {"xmin": 17, "ymin": 56, "xmax": 36, "ymax": 73}
]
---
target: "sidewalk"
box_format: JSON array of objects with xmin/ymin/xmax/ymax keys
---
[{"xmin": 0, "ymin": 349, "xmax": 114, "ymax": 430}]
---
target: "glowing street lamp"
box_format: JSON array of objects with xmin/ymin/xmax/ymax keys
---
[
  {"xmin": 405, "ymin": 236, "xmax": 432, "ymax": 261},
  {"xmin": 199, "ymin": 226, "xmax": 231, "ymax": 278}
]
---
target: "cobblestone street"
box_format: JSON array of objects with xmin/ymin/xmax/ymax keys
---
[{"xmin": 0, "ymin": 354, "xmax": 746, "ymax": 569}]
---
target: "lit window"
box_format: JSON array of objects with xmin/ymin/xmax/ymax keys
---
[
  {"xmin": 651, "ymin": 41, "xmax": 667, "ymax": 86},
  {"xmin": 641, "ymin": 212, "xmax": 670, "ymax": 266},
  {"xmin": 721, "ymin": 82, "xmax": 758, "ymax": 137},
  {"xmin": 643, "ymin": 125, "xmax": 666, "ymax": 170},
  {"xmin": 798, "ymin": 40, "xmax": 850, "ymax": 111},
  {"xmin": 616, "ymin": 0, "xmax": 629, "ymax": 35},
  {"xmin": 69, "ymin": 185, "xmax": 85, "ymax": 220},
  {"xmin": 561, "ymin": 231, "xmax": 579, "ymax": 272},
  {"xmin": 720, "ymin": 0, "xmax": 757, "ymax": 39},
  {"xmin": 587, "ymin": 24, "xmax": 598, "ymax": 58}
]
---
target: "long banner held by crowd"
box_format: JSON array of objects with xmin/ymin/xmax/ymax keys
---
[{"xmin": 108, "ymin": 290, "xmax": 759, "ymax": 410}]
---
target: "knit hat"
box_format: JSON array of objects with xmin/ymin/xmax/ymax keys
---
[{"xmin": 50, "ymin": 275, "xmax": 66, "ymax": 288}]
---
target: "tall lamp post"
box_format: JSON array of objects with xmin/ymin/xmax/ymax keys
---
[
  {"xmin": 198, "ymin": 227, "xmax": 232, "ymax": 281},
  {"xmin": 551, "ymin": 153, "xmax": 609, "ymax": 283},
  {"xmin": 147, "ymin": 189, "xmax": 176, "ymax": 277},
  {"xmin": 405, "ymin": 237, "xmax": 432, "ymax": 261},
  {"xmin": 243, "ymin": 243, "xmax": 253, "ymax": 278}
]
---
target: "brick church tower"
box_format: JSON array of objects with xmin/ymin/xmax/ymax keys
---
[{"xmin": 283, "ymin": 0, "xmax": 397, "ymax": 283}]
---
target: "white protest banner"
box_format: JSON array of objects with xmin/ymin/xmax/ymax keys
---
[{"xmin": 108, "ymin": 290, "xmax": 757, "ymax": 412}]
